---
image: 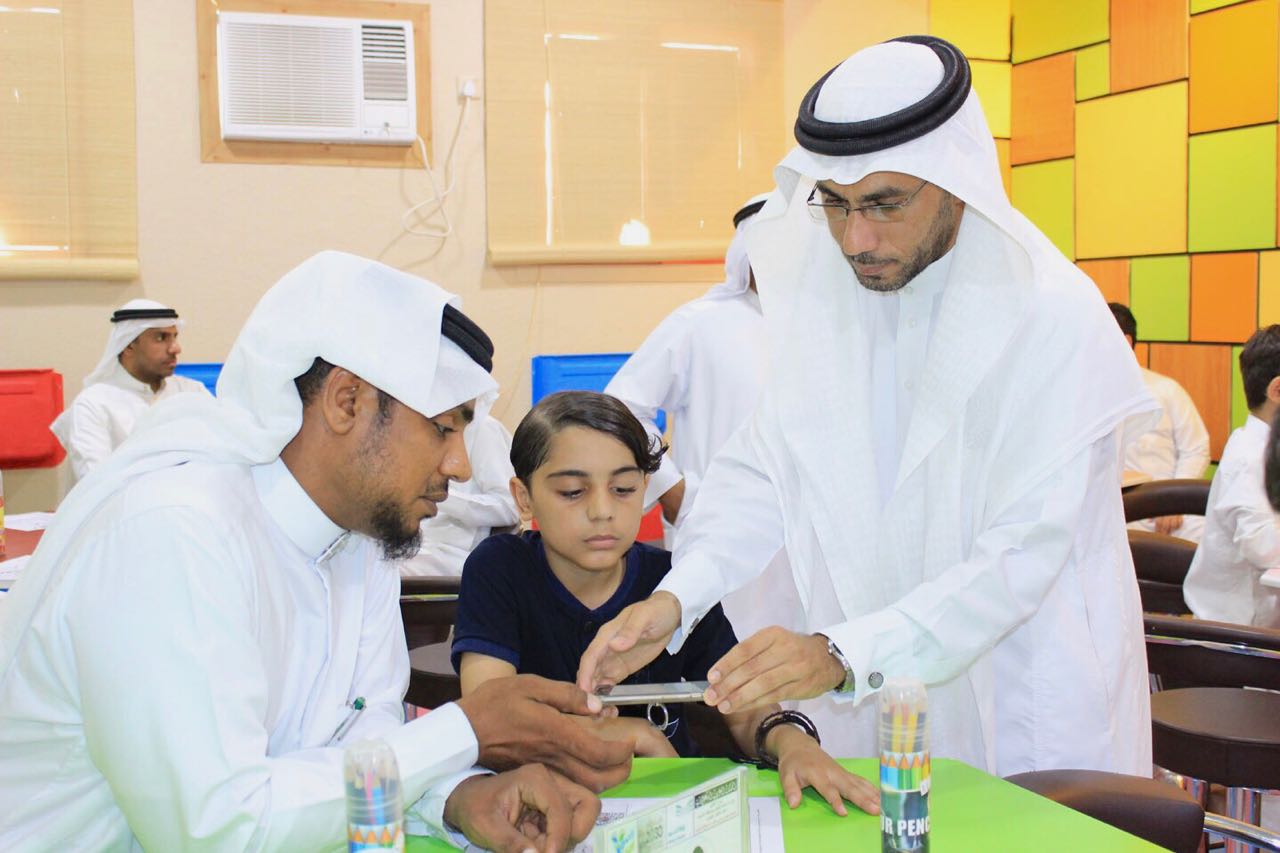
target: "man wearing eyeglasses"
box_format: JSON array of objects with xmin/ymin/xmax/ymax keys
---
[{"xmin": 580, "ymin": 36, "xmax": 1158, "ymax": 779}]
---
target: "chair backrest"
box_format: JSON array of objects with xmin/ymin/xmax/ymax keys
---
[
  {"xmin": 1005, "ymin": 769, "xmax": 1204, "ymax": 853},
  {"xmin": 399, "ymin": 576, "xmax": 462, "ymax": 708},
  {"xmin": 1123, "ymin": 479, "xmax": 1211, "ymax": 522},
  {"xmin": 400, "ymin": 576, "xmax": 459, "ymax": 650},
  {"xmin": 1144, "ymin": 612, "xmax": 1280, "ymax": 692},
  {"xmin": 1128, "ymin": 530, "xmax": 1195, "ymax": 615}
]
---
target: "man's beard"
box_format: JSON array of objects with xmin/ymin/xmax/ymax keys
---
[
  {"xmin": 847, "ymin": 197, "xmax": 961, "ymax": 293},
  {"xmin": 369, "ymin": 496, "xmax": 422, "ymax": 561}
]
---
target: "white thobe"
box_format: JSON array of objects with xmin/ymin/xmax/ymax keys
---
[
  {"xmin": 0, "ymin": 458, "xmax": 479, "ymax": 850},
  {"xmin": 398, "ymin": 416, "xmax": 519, "ymax": 578},
  {"xmin": 55, "ymin": 362, "xmax": 211, "ymax": 481},
  {"xmin": 1124, "ymin": 367, "xmax": 1211, "ymax": 540},
  {"xmin": 659, "ymin": 245, "xmax": 1152, "ymax": 774},
  {"xmin": 1184, "ymin": 415, "xmax": 1280, "ymax": 627},
  {"xmin": 605, "ymin": 290, "xmax": 804, "ymax": 637}
]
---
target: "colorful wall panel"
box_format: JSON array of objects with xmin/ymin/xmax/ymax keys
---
[
  {"xmin": 1188, "ymin": 0, "xmax": 1278, "ymax": 133},
  {"xmin": 1075, "ymin": 83, "xmax": 1188, "ymax": 259},
  {"xmin": 1011, "ymin": 0, "xmax": 1108, "ymax": 63},
  {"xmin": 1003, "ymin": 1, "xmax": 1280, "ymax": 461}
]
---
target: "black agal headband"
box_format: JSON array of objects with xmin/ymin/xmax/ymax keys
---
[
  {"xmin": 111, "ymin": 307, "xmax": 179, "ymax": 323},
  {"xmin": 441, "ymin": 304, "xmax": 494, "ymax": 373},
  {"xmin": 794, "ymin": 34, "xmax": 971, "ymax": 156}
]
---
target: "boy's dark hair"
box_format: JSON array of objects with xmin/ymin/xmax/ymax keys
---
[
  {"xmin": 294, "ymin": 356, "xmax": 393, "ymax": 420},
  {"xmin": 1268, "ymin": 411, "xmax": 1280, "ymax": 512},
  {"xmin": 511, "ymin": 390, "xmax": 665, "ymax": 483},
  {"xmin": 1240, "ymin": 325, "xmax": 1280, "ymax": 410},
  {"xmin": 1108, "ymin": 302, "xmax": 1137, "ymax": 343}
]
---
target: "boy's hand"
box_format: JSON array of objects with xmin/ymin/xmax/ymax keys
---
[{"xmin": 770, "ymin": 726, "xmax": 880, "ymax": 817}]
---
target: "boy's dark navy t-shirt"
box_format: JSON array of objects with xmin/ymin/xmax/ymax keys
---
[{"xmin": 451, "ymin": 531, "xmax": 739, "ymax": 757}]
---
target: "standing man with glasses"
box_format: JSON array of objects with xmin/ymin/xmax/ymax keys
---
[{"xmin": 579, "ymin": 36, "xmax": 1158, "ymax": 775}]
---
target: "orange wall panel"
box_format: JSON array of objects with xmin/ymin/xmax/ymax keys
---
[
  {"xmin": 1147, "ymin": 343, "xmax": 1232, "ymax": 458},
  {"xmin": 1189, "ymin": 0, "xmax": 1279, "ymax": 133},
  {"xmin": 1110, "ymin": 0, "xmax": 1188, "ymax": 92},
  {"xmin": 1189, "ymin": 251, "xmax": 1259, "ymax": 342},
  {"xmin": 1011, "ymin": 53, "xmax": 1075, "ymax": 165},
  {"xmin": 1077, "ymin": 258, "xmax": 1130, "ymax": 303}
]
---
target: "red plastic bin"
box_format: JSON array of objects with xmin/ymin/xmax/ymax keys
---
[{"xmin": 0, "ymin": 369, "xmax": 66, "ymax": 468}]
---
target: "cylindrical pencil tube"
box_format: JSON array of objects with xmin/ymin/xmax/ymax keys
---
[
  {"xmin": 879, "ymin": 678, "xmax": 930, "ymax": 853},
  {"xmin": 344, "ymin": 739, "xmax": 405, "ymax": 852}
]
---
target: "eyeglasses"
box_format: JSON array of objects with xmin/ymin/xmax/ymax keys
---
[{"xmin": 806, "ymin": 180, "xmax": 930, "ymax": 224}]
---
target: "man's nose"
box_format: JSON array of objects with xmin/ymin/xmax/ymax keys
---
[{"xmin": 840, "ymin": 212, "xmax": 879, "ymax": 257}]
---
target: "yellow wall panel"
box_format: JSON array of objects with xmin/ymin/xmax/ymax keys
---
[
  {"xmin": 971, "ymin": 60, "xmax": 1011, "ymax": 138},
  {"xmin": 1110, "ymin": 0, "xmax": 1188, "ymax": 93},
  {"xmin": 1011, "ymin": 53, "xmax": 1074, "ymax": 163},
  {"xmin": 995, "ymin": 138, "xmax": 1012, "ymax": 198},
  {"xmin": 1259, "ymin": 250, "xmax": 1280, "ymax": 325},
  {"xmin": 930, "ymin": 0, "xmax": 1010, "ymax": 60},
  {"xmin": 1076, "ymin": 82, "xmax": 1188, "ymax": 258},
  {"xmin": 1011, "ymin": 0, "xmax": 1108, "ymax": 63},
  {"xmin": 1189, "ymin": 0, "xmax": 1279, "ymax": 133}
]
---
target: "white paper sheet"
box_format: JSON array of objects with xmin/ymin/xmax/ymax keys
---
[{"xmin": 4, "ymin": 512, "xmax": 55, "ymax": 532}]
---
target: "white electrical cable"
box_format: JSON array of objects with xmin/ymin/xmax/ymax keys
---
[{"xmin": 401, "ymin": 94, "xmax": 473, "ymax": 238}]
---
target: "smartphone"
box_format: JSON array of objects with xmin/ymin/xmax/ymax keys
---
[{"xmin": 595, "ymin": 680, "xmax": 710, "ymax": 706}]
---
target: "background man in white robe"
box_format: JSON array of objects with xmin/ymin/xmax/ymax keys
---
[
  {"xmin": 0, "ymin": 253, "xmax": 625, "ymax": 851},
  {"xmin": 579, "ymin": 36, "xmax": 1157, "ymax": 776},
  {"xmin": 1109, "ymin": 302, "xmax": 1211, "ymax": 540},
  {"xmin": 50, "ymin": 298, "xmax": 211, "ymax": 483},
  {"xmin": 604, "ymin": 194, "xmax": 803, "ymax": 637},
  {"xmin": 399, "ymin": 406, "xmax": 520, "ymax": 578}
]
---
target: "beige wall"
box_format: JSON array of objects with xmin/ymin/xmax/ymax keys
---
[
  {"xmin": 0, "ymin": 0, "xmax": 720, "ymax": 511},
  {"xmin": 0, "ymin": 0, "xmax": 932, "ymax": 512}
]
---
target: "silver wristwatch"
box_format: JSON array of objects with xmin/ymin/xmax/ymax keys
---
[{"xmin": 816, "ymin": 633, "xmax": 856, "ymax": 694}]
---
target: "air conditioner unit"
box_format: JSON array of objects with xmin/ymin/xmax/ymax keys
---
[{"xmin": 216, "ymin": 12, "xmax": 416, "ymax": 145}]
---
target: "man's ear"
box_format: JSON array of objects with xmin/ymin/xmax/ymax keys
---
[
  {"xmin": 1267, "ymin": 375, "xmax": 1280, "ymax": 405},
  {"xmin": 510, "ymin": 476, "xmax": 534, "ymax": 522},
  {"xmin": 315, "ymin": 367, "xmax": 366, "ymax": 436}
]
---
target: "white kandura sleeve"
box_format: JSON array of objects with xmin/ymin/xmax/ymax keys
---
[
  {"xmin": 655, "ymin": 420, "xmax": 785, "ymax": 651},
  {"xmin": 818, "ymin": 439, "xmax": 1102, "ymax": 708},
  {"xmin": 1218, "ymin": 462, "xmax": 1280, "ymax": 570},
  {"xmin": 63, "ymin": 396, "xmax": 115, "ymax": 480},
  {"xmin": 1167, "ymin": 384, "xmax": 1211, "ymax": 480},
  {"xmin": 68, "ymin": 509, "xmax": 480, "ymax": 851},
  {"xmin": 606, "ymin": 312, "xmax": 693, "ymax": 508}
]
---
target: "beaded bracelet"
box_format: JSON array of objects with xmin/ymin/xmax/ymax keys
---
[{"xmin": 753, "ymin": 710, "xmax": 821, "ymax": 770}]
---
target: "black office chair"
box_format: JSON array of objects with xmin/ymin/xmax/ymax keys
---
[
  {"xmin": 399, "ymin": 577, "xmax": 462, "ymax": 709},
  {"xmin": 1123, "ymin": 478, "xmax": 1211, "ymax": 523},
  {"xmin": 1009, "ymin": 768, "xmax": 1280, "ymax": 853},
  {"xmin": 1128, "ymin": 530, "xmax": 1196, "ymax": 615},
  {"xmin": 1144, "ymin": 614, "xmax": 1280, "ymax": 850}
]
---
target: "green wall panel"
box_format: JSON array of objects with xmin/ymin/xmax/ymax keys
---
[
  {"xmin": 1130, "ymin": 255, "xmax": 1190, "ymax": 341},
  {"xmin": 1231, "ymin": 344, "xmax": 1247, "ymax": 428},
  {"xmin": 1075, "ymin": 43, "xmax": 1109, "ymax": 100},
  {"xmin": 1188, "ymin": 124, "xmax": 1278, "ymax": 253},
  {"xmin": 1011, "ymin": 158, "xmax": 1074, "ymax": 259}
]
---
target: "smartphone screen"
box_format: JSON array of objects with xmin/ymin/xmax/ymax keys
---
[{"xmin": 595, "ymin": 680, "xmax": 710, "ymax": 706}]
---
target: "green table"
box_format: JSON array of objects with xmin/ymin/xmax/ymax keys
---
[{"xmin": 407, "ymin": 757, "xmax": 1163, "ymax": 851}]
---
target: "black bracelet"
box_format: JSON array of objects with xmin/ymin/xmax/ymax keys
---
[{"xmin": 753, "ymin": 710, "xmax": 821, "ymax": 770}]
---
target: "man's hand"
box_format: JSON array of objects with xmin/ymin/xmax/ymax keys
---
[
  {"xmin": 658, "ymin": 480, "xmax": 686, "ymax": 524},
  {"xmin": 1153, "ymin": 515, "xmax": 1183, "ymax": 536},
  {"xmin": 572, "ymin": 714, "xmax": 679, "ymax": 758},
  {"xmin": 443, "ymin": 764, "xmax": 601, "ymax": 853},
  {"xmin": 703, "ymin": 628, "xmax": 845, "ymax": 714},
  {"xmin": 769, "ymin": 727, "xmax": 880, "ymax": 817},
  {"xmin": 455, "ymin": 674, "xmax": 632, "ymax": 792},
  {"xmin": 575, "ymin": 592, "xmax": 682, "ymax": 694}
]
